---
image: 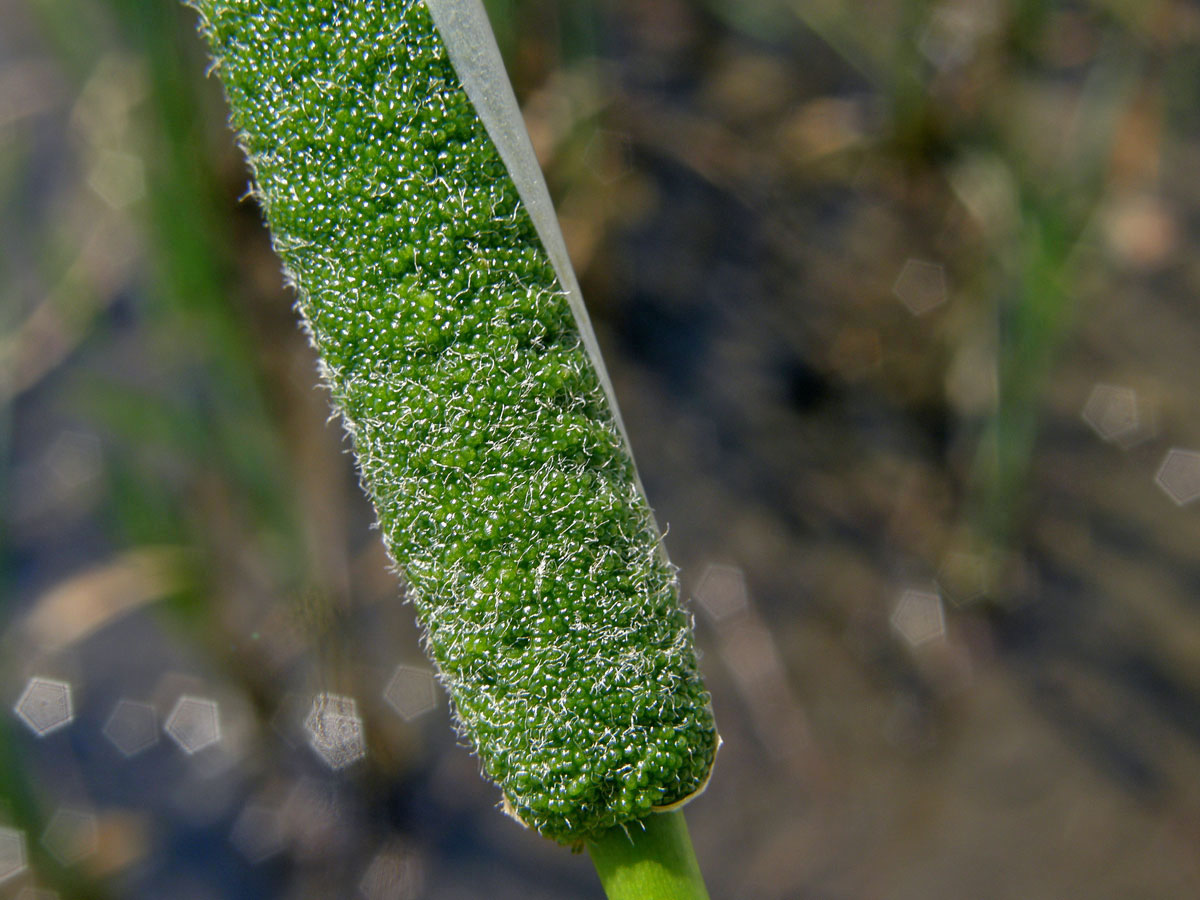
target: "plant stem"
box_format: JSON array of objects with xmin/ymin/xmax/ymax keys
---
[{"xmin": 586, "ymin": 810, "xmax": 711, "ymax": 900}]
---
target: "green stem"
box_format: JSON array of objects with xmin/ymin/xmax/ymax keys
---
[{"xmin": 586, "ymin": 810, "xmax": 711, "ymax": 900}]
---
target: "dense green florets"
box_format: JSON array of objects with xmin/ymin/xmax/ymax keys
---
[{"xmin": 193, "ymin": 0, "xmax": 716, "ymax": 842}]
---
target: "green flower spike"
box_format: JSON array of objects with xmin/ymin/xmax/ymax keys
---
[{"xmin": 188, "ymin": 0, "xmax": 718, "ymax": 891}]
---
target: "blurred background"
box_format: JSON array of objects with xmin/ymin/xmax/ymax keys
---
[{"xmin": 3, "ymin": 0, "xmax": 1200, "ymax": 896}]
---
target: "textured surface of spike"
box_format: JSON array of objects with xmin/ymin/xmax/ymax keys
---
[{"xmin": 190, "ymin": 0, "xmax": 717, "ymax": 842}]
